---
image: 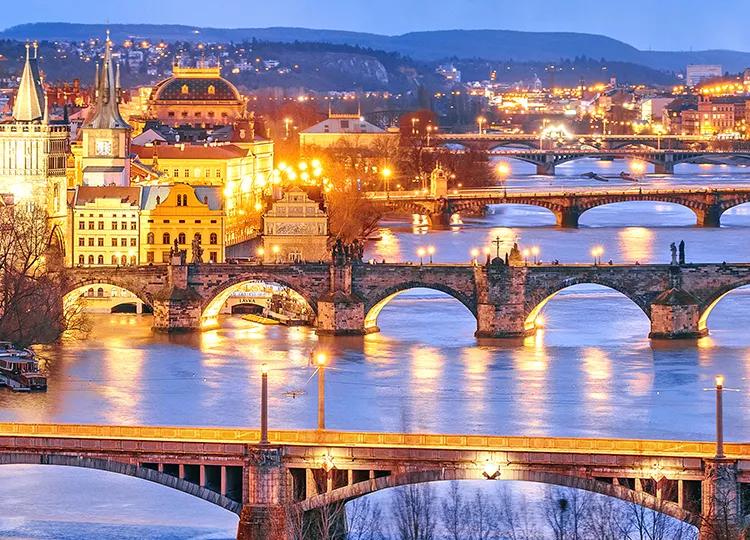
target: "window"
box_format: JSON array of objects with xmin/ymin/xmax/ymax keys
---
[
  {"xmin": 211, "ymin": 220, "xmax": 217, "ymax": 224},
  {"xmin": 147, "ymin": 251, "xmax": 154, "ymax": 263},
  {"xmin": 88, "ymin": 238, "xmax": 95, "ymax": 247},
  {"xmin": 194, "ymin": 233, "xmax": 202, "ymax": 244},
  {"xmin": 168, "ymin": 111, "xmax": 175, "ymax": 118},
  {"xmin": 95, "ymin": 140, "xmax": 112, "ymax": 156},
  {"xmin": 121, "ymin": 255, "xmax": 127, "ymax": 266},
  {"xmin": 111, "ymin": 255, "xmax": 117, "ymax": 265},
  {"xmin": 88, "ymin": 221, "xmax": 94, "ymax": 230},
  {"xmin": 210, "ymin": 233, "xmax": 218, "ymax": 245},
  {"xmin": 97, "ymin": 287, "xmax": 104, "ymax": 297},
  {"xmin": 131, "ymin": 222, "xmax": 137, "ymax": 230},
  {"xmin": 184, "ymin": 169, "xmax": 190, "ymax": 178},
  {"xmin": 87, "ymin": 287, "xmax": 94, "ymax": 297},
  {"xmin": 78, "ymin": 254, "xmax": 84, "ymax": 265},
  {"xmin": 97, "ymin": 238, "xmax": 104, "ymax": 247},
  {"xmin": 195, "ymin": 220, "xmax": 201, "ymax": 224},
  {"xmin": 181, "ymin": 84, "xmax": 189, "ymax": 95},
  {"xmin": 209, "ymin": 251, "xmax": 217, "ymax": 263},
  {"xmin": 97, "ymin": 255, "xmax": 104, "ymax": 265},
  {"xmin": 130, "ymin": 238, "xmax": 137, "ymax": 247},
  {"xmin": 121, "ymin": 238, "xmax": 127, "ymax": 247},
  {"xmin": 204, "ymin": 169, "xmax": 210, "ymax": 178},
  {"xmin": 173, "ymin": 169, "xmax": 179, "ymax": 177},
  {"xmin": 178, "ymin": 233, "xmax": 186, "ymax": 244},
  {"xmin": 78, "ymin": 237, "xmax": 85, "ymax": 247},
  {"xmin": 78, "ymin": 222, "xmax": 85, "ymax": 230},
  {"xmin": 121, "ymin": 222, "xmax": 127, "ymax": 230},
  {"xmin": 179, "ymin": 219, "xmax": 186, "ymax": 224},
  {"xmin": 163, "ymin": 233, "xmax": 170, "ymax": 245},
  {"xmin": 207, "ymin": 84, "xmax": 216, "ymax": 95},
  {"xmin": 147, "ymin": 232, "xmax": 154, "ymax": 244},
  {"xmin": 112, "ymin": 221, "xmax": 118, "ymax": 230},
  {"xmin": 111, "ymin": 238, "xmax": 117, "ymax": 247},
  {"xmin": 162, "ymin": 251, "xmax": 171, "ymax": 263},
  {"xmin": 98, "ymin": 221, "xmax": 104, "ymax": 230},
  {"xmin": 176, "ymin": 195, "xmax": 182, "ymax": 207},
  {"xmin": 215, "ymin": 169, "xmax": 221, "ymax": 178}
]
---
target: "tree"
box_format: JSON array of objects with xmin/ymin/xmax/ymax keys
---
[
  {"xmin": 496, "ymin": 484, "xmax": 544, "ymax": 540},
  {"xmin": 466, "ymin": 488, "xmax": 500, "ymax": 540},
  {"xmin": 347, "ymin": 497, "xmax": 385, "ymax": 540},
  {"xmin": 391, "ymin": 483, "xmax": 437, "ymax": 540},
  {"xmin": 325, "ymin": 181, "xmax": 384, "ymax": 243},
  {"xmin": 0, "ymin": 203, "xmax": 84, "ymax": 347},
  {"xmin": 440, "ymin": 481, "xmax": 469, "ymax": 540}
]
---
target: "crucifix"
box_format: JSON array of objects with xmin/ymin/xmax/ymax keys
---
[{"xmin": 493, "ymin": 236, "xmax": 503, "ymax": 259}]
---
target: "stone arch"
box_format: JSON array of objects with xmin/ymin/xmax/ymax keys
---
[
  {"xmin": 576, "ymin": 199, "xmax": 701, "ymax": 226},
  {"xmin": 0, "ymin": 453, "xmax": 242, "ymax": 514},
  {"xmin": 453, "ymin": 200, "xmax": 560, "ymax": 223},
  {"xmin": 297, "ymin": 468, "xmax": 698, "ymax": 526},
  {"xmin": 487, "ymin": 140, "xmax": 540, "ymax": 151},
  {"xmin": 524, "ymin": 280, "xmax": 650, "ymax": 333},
  {"xmin": 63, "ymin": 279, "xmax": 153, "ymax": 312},
  {"xmin": 697, "ymin": 279, "xmax": 750, "ymax": 333},
  {"xmin": 364, "ymin": 282, "xmax": 476, "ymax": 333},
  {"xmin": 200, "ymin": 275, "xmax": 318, "ymax": 329}
]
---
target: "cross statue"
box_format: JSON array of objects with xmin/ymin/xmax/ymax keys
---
[{"xmin": 493, "ymin": 236, "xmax": 503, "ymax": 259}]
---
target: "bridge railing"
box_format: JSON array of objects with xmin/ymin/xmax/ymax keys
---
[{"xmin": 1, "ymin": 422, "xmax": 749, "ymax": 458}]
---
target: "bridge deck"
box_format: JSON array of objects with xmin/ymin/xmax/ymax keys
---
[{"xmin": 1, "ymin": 423, "xmax": 748, "ymax": 458}]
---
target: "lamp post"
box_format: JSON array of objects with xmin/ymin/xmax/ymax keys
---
[
  {"xmin": 284, "ymin": 117, "xmax": 292, "ymax": 139},
  {"xmin": 531, "ymin": 246, "xmax": 540, "ymax": 265},
  {"xmin": 427, "ymin": 246, "xmax": 435, "ymax": 264},
  {"xmin": 470, "ymin": 248, "xmax": 480, "ymax": 266},
  {"xmin": 382, "ymin": 167, "xmax": 392, "ymax": 198},
  {"xmin": 715, "ymin": 375, "xmax": 725, "ymax": 459},
  {"xmin": 417, "ymin": 247, "xmax": 426, "ymax": 265},
  {"xmin": 477, "ymin": 116, "xmax": 486, "ymax": 135},
  {"xmin": 315, "ymin": 353, "xmax": 327, "ymax": 430},
  {"xmin": 591, "ymin": 246, "xmax": 603, "ymax": 266},
  {"xmin": 522, "ymin": 248, "xmax": 530, "ymax": 266},
  {"xmin": 260, "ymin": 364, "xmax": 269, "ymax": 445},
  {"xmin": 426, "ymin": 124, "xmax": 434, "ymax": 146}
]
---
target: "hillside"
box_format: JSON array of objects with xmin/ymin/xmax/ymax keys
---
[{"xmin": 4, "ymin": 23, "xmax": 750, "ymax": 72}]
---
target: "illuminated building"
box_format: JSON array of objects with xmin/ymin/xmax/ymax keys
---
[
  {"xmin": 0, "ymin": 43, "xmax": 69, "ymax": 257},
  {"xmin": 70, "ymin": 186, "xmax": 141, "ymax": 267},
  {"xmin": 262, "ymin": 187, "xmax": 328, "ymax": 263},
  {"xmin": 686, "ymin": 64, "xmax": 723, "ymax": 87},
  {"xmin": 299, "ymin": 111, "xmax": 391, "ymax": 150},
  {"xmin": 79, "ymin": 32, "xmax": 133, "ymax": 187},
  {"xmin": 146, "ymin": 64, "xmax": 246, "ymax": 127},
  {"xmin": 139, "ymin": 184, "xmax": 224, "ymax": 264}
]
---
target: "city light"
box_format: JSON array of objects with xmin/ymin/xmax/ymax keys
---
[
  {"xmin": 417, "ymin": 247, "xmax": 426, "ymax": 265},
  {"xmin": 591, "ymin": 246, "xmax": 604, "ymax": 265},
  {"xmin": 496, "ymin": 162, "xmax": 511, "ymax": 177}
]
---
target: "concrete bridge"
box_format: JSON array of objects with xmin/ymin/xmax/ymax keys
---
[
  {"xmin": 367, "ymin": 186, "xmax": 750, "ymax": 228},
  {"xmin": 0, "ymin": 422, "xmax": 746, "ymax": 539},
  {"xmin": 62, "ymin": 260, "xmax": 750, "ymax": 339},
  {"xmin": 432, "ymin": 133, "xmax": 716, "ymax": 153}
]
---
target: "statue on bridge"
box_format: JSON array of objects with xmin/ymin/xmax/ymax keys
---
[
  {"xmin": 170, "ymin": 239, "xmax": 186, "ymax": 265},
  {"xmin": 670, "ymin": 243, "xmax": 678, "ymax": 265},
  {"xmin": 331, "ymin": 239, "xmax": 364, "ymax": 266},
  {"xmin": 191, "ymin": 235, "xmax": 204, "ymax": 265},
  {"xmin": 679, "ymin": 240, "xmax": 685, "ymax": 265}
]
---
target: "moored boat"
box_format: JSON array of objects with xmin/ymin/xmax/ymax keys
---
[{"xmin": 0, "ymin": 342, "xmax": 47, "ymax": 391}]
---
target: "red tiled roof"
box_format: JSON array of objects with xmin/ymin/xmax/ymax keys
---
[
  {"xmin": 74, "ymin": 186, "xmax": 141, "ymax": 206},
  {"xmin": 132, "ymin": 143, "xmax": 247, "ymax": 160}
]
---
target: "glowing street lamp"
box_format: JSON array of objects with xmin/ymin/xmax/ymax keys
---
[
  {"xmin": 272, "ymin": 244, "xmax": 281, "ymax": 263},
  {"xmin": 482, "ymin": 460, "xmax": 500, "ymax": 480},
  {"xmin": 715, "ymin": 375, "xmax": 725, "ymax": 459},
  {"xmin": 470, "ymin": 248, "xmax": 480, "ymax": 266},
  {"xmin": 477, "ymin": 116, "xmax": 487, "ymax": 134},
  {"xmin": 427, "ymin": 246, "xmax": 435, "ymax": 264},
  {"xmin": 417, "ymin": 247, "xmax": 426, "ymax": 265},
  {"xmin": 260, "ymin": 364, "xmax": 269, "ymax": 445},
  {"xmin": 284, "ymin": 117, "xmax": 292, "ymax": 139},
  {"xmin": 591, "ymin": 246, "xmax": 604, "ymax": 266},
  {"xmin": 531, "ymin": 246, "xmax": 540, "ymax": 265},
  {"xmin": 382, "ymin": 167, "xmax": 393, "ymax": 196},
  {"xmin": 522, "ymin": 248, "xmax": 530, "ymax": 266},
  {"xmin": 411, "ymin": 117, "xmax": 419, "ymax": 135}
]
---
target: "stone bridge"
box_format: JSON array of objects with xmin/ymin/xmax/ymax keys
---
[
  {"xmin": 61, "ymin": 260, "xmax": 750, "ymax": 339},
  {"xmin": 368, "ymin": 186, "xmax": 750, "ymax": 228},
  {"xmin": 432, "ymin": 133, "xmax": 716, "ymax": 153},
  {"xmin": 0, "ymin": 422, "xmax": 747, "ymax": 539}
]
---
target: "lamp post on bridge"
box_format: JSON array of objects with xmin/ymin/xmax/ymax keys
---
[
  {"xmin": 314, "ymin": 352, "xmax": 328, "ymax": 430},
  {"xmin": 715, "ymin": 375, "xmax": 725, "ymax": 459}
]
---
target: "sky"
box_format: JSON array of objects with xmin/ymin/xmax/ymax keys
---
[{"xmin": 3, "ymin": 0, "xmax": 750, "ymax": 52}]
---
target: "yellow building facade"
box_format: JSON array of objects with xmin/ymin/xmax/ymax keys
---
[
  {"xmin": 262, "ymin": 187, "xmax": 328, "ymax": 263},
  {"xmin": 139, "ymin": 183, "xmax": 225, "ymax": 264}
]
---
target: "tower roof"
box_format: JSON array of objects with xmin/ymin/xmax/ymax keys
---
[
  {"xmin": 85, "ymin": 32, "xmax": 130, "ymax": 130},
  {"xmin": 12, "ymin": 43, "xmax": 46, "ymax": 123}
]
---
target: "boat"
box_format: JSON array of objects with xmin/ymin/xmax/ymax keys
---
[
  {"xmin": 619, "ymin": 171, "xmax": 640, "ymax": 182},
  {"xmin": 582, "ymin": 171, "xmax": 609, "ymax": 182},
  {"xmin": 0, "ymin": 342, "xmax": 47, "ymax": 391}
]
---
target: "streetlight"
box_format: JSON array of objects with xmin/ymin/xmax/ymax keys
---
[
  {"xmin": 382, "ymin": 167, "xmax": 393, "ymax": 197},
  {"xmin": 284, "ymin": 117, "xmax": 292, "ymax": 139},
  {"xmin": 314, "ymin": 352, "xmax": 327, "ymax": 430},
  {"xmin": 417, "ymin": 247, "xmax": 426, "ymax": 265},
  {"xmin": 477, "ymin": 116, "xmax": 486, "ymax": 134},
  {"xmin": 272, "ymin": 244, "xmax": 281, "ymax": 263},
  {"xmin": 427, "ymin": 246, "xmax": 435, "ymax": 264},
  {"xmin": 411, "ymin": 117, "xmax": 419, "ymax": 135},
  {"xmin": 715, "ymin": 375, "xmax": 725, "ymax": 459},
  {"xmin": 591, "ymin": 246, "xmax": 604, "ymax": 265},
  {"xmin": 531, "ymin": 246, "xmax": 540, "ymax": 264},
  {"xmin": 260, "ymin": 364, "xmax": 269, "ymax": 445},
  {"xmin": 426, "ymin": 124, "xmax": 435, "ymax": 146},
  {"xmin": 470, "ymin": 248, "xmax": 480, "ymax": 266},
  {"xmin": 482, "ymin": 460, "xmax": 500, "ymax": 480}
]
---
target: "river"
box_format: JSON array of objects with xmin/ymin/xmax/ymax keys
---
[{"xmin": 2, "ymin": 162, "xmax": 750, "ymax": 538}]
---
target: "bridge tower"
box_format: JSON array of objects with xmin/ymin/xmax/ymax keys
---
[
  {"xmin": 316, "ymin": 262, "xmax": 367, "ymax": 335},
  {"xmin": 152, "ymin": 254, "xmax": 203, "ymax": 331},
  {"xmin": 429, "ymin": 164, "xmax": 449, "ymax": 198},
  {"xmin": 648, "ymin": 287, "xmax": 705, "ymax": 339}
]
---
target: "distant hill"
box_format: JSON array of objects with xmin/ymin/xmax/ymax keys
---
[{"xmin": 4, "ymin": 23, "xmax": 750, "ymax": 73}]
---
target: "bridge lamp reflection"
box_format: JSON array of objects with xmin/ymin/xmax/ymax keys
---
[{"xmin": 482, "ymin": 460, "xmax": 500, "ymax": 480}]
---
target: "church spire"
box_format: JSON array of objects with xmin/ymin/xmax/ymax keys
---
[
  {"xmin": 84, "ymin": 31, "xmax": 130, "ymax": 130},
  {"xmin": 12, "ymin": 42, "xmax": 46, "ymax": 123}
]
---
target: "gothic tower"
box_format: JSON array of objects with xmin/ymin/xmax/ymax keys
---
[{"xmin": 81, "ymin": 32, "xmax": 132, "ymax": 187}]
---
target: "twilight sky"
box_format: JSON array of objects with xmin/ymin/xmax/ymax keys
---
[{"xmin": 3, "ymin": 0, "xmax": 749, "ymax": 52}]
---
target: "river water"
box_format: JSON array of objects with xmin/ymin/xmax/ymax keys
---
[{"xmin": 2, "ymin": 161, "xmax": 750, "ymax": 538}]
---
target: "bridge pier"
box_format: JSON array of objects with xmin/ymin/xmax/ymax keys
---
[
  {"xmin": 699, "ymin": 458, "xmax": 740, "ymax": 539},
  {"xmin": 316, "ymin": 264, "xmax": 366, "ymax": 335},
  {"xmin": 475, "ymin": 303, "xmax": 529, "ymax": 338},
  {"xmin": 695, "ymin": 205, "xmax": 722, "ymax": 228},
  {"xmin": 557, "ymin": 207, "xmax": 581, "ymax": 228},
  {"xmin": 649, "ymin": 288, "xmax": 706, "ymax": 339},
  {"xmin": 152, "ymin": 260, "xmax": 203, "ymax": 332},
  {"xmin": 536, "ymin": 162, "xmax": 555, "ymax": 176},
  {"xmin": 236, "ymin": 448, "xmax": 288, "ymax": 540},
  {"xmin": 654, "ymin": 161, "xmax": 674, "ymax": 175},
  {"xmin": 428, "ymin": 211, "xmax": 453, "ymax": 230}
]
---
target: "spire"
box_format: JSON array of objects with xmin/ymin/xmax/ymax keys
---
[
  {"xmin": 84, "ymin": 32, "xmax": 130, "ymax": 130},
  {"xmin": 12, "ymin": 42, "xmax": 46, "ymax": 123}
]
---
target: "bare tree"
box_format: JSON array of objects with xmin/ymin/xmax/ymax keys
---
[
  {"xmin": 391, "ymin": 483, "xmax": 437, "ymax": 540},
  {"xmin": 467, "ymin": 488, "xmax": 500, "ymax": 540},
  {"xmin": 440, "ymin": 481, "xmax": 468, "ymax": 540},
  {"xmin": 541, "ymin": 486, "xmax": 590, "ymax": 540},
  {"xmin": 347, "ymin": 497, "xmax": 385, "ymax": 540},
  {"xmin": 0, "ymin": 203, "xmax": 85, "ymax": 347}
]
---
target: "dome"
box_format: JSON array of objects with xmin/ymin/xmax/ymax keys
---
[{"xmin": 150, "ymin": 66, "xmax": 242, "ymax": 103}]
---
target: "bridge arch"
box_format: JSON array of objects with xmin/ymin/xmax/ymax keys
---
[
  {"xmin": 0, "ymin": 454, "xmax": 242, "ymax": 514},
  {"xmin": 63, "ymin": 280, "xmax": 153, "ymax": 313},
  {"xmin": 200, "ymin": 274, "xmax": 317, "ymax": 329},
  {"xmin": 576, "ymin": 200, "xmax": 700, "ymax": 227},
  {"xmin": 524, "ymin": 280, "xmax": 650, "ymax": 333},
  {"xmin": 364, "ymin": 283, "xmax": 476, "ymax": 333},
  {"xmin": 698, "ymin": 279, "xmax": 750, "ymax": 334},
  {"xmin": 297, "ymin": 468, "xmax": 698, "ymax": 526}
]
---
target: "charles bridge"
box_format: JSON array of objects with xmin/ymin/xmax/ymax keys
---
[
  {"xmin": 63, "ymin": 258, "xmax": 750, "ymax": 340},
  {"xmin": 0, "ymin": 422, "xmax": 747, "ymax": 539},
  {"xmin": 367, "ymin": 185, "xmax": 750, "ymax": 228}
]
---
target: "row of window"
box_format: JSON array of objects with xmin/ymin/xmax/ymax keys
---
[
  {"xmin": 78, "ymin": 221, "xmax": 137, "ymax": 230},
  {"xmin": 167, "ymin": 111, "xmax": 229, "ymax": 118},
  {"xmin": 172, "ymin": 168, "xmax": 222, "ymax": 178},
  {"xmin": 146, "ymin": 232, "xmax": 218, "ymax": 245},
  {"xmin": 146, "ymin": 251, "xmax": 219, "ymax": 263},
  {"xmin": 78, "ymin": 237, "xmax": 137, "ymax": 248},
  {"xmin": 78, "ymin": 254, "xmax": 137, "ymax": 266}
]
